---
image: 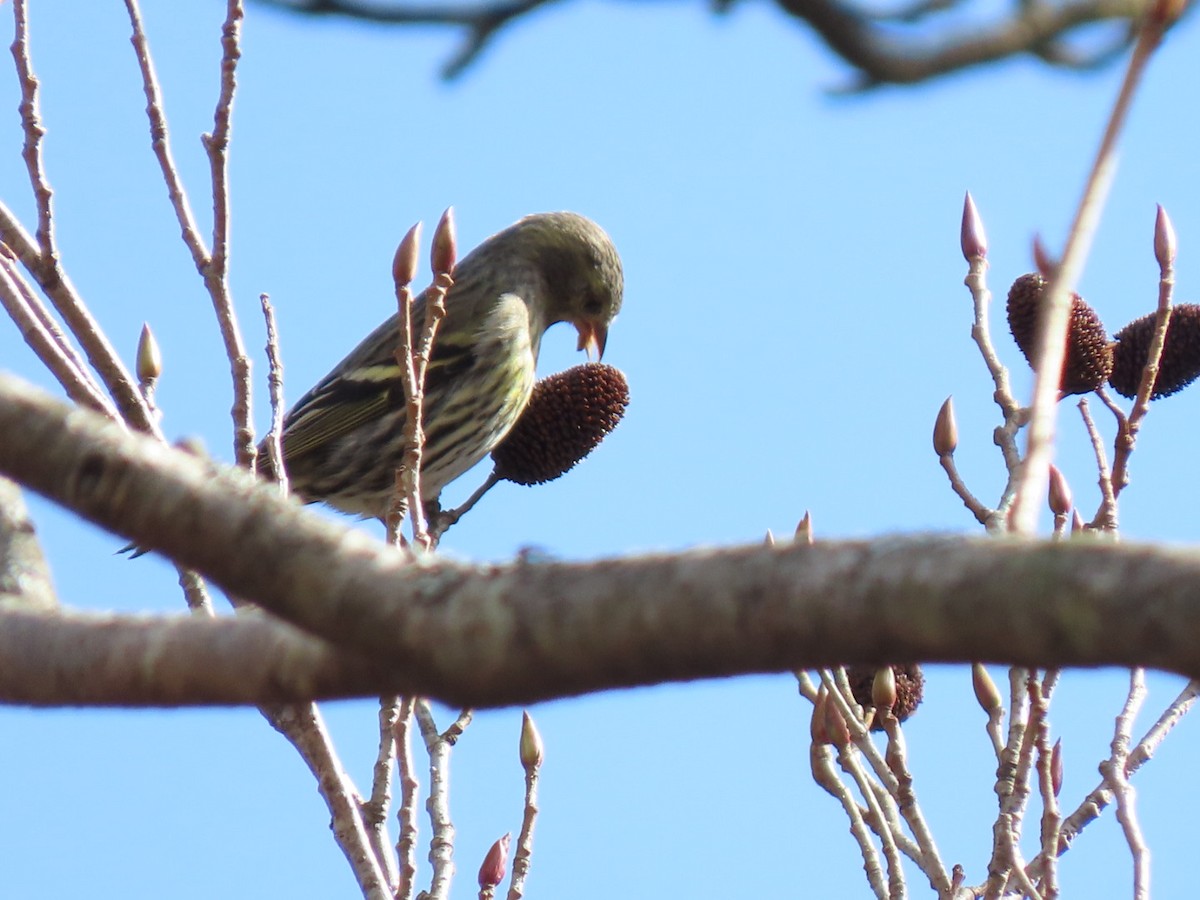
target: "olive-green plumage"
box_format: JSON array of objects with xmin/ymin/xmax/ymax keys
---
[{"xmin": 273, "ymin": 212, "xmax": 623, "ymax": 517}]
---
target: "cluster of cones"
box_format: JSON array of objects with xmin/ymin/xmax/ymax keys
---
[{"xmin": 1006, "ymin": 272, "xmax": 1200, "ymax": 399}]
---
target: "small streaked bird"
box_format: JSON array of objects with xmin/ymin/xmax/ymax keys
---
[{"xmin": 270, "ymin": 211, "xmax": 624, "ymax": 518}]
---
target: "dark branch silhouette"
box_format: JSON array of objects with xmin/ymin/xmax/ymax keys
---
[{"xmin": 251, "ymin": 0, "xmax": 1166, "ymax": 87}]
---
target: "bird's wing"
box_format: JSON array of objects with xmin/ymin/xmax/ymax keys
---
[{"xmin": 281, "ymin": 309, "xmax": 479, "ymax": 462}]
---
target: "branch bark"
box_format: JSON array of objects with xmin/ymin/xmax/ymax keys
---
[{"xmin": 2, "ymin": 372, "xmax": 1200, "ymax": 709}]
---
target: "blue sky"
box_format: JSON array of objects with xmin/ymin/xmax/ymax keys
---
[{"xmin": 2, "ymin": 1, "xmax": 1199, "ymax": 897}]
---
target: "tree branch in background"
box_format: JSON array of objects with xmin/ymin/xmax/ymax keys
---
[
  {"xmin": 248, "ymin": 0, "xmax": 1174, "ymax": 88},
  {"xmin": 0, "ymin": 476, "xmax": 56, "ymax": 612}
]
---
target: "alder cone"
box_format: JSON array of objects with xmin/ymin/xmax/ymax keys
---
[
  {"xmin": 492, "ymin": 363, "xmax": 630, "ymax": 486},
  {"xmin": 1006, "ymin": 273, "xmax": 1113, "ymax": 395},
  {"xmin": 1109, "ymin": 304, "xmax": 1200, "ymax": 400}
]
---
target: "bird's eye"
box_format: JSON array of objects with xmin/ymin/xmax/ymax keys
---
[{"xmin": 581, "ymin": 288, "xmax": 605, "ymax": 316}]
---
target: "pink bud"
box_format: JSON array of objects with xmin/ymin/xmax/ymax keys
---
[
  {"xmin": 394, "ymin": 222, "xmax": 422, "ymax": 287},
  {"xmin": 972, "ymin": 663, "xmax": 1002, "ymax": 714},
  {"xmin": 1051, "ymin": 737, "xmax": 1063, "ymax": 797},
  {"xmin": 432, "ymin": 207, "xmax": 457, "ymax": 275},
  {"xmin": 822, "ymin": 691, "xmax": 851, "ymax": 747},
  {"xmin": 519, "ymin": 711, "xmax": 544, "ymax": 770},
  {"xmin": 795, "ymin": 511, "xmax": 813, "ymax": 544},
  {"xmin": 960, "ymin": 192, "xmax": 988, "ymax": 261},
  {"xmin": 1047, "ymin": 464, "xmax": 1072, "ymax": 517},
  {"xmin": 478, "ymin": 833, "xmax": 511, "ymax": 888},
  {"xmin": 872, "ymin": 666, "xmax": 897, "ymax": 712},
  {"xmin": 933, "ymin": 396, "xmax": 957, "ymax": 456},
  {"xmin": 810, "ymin": 688, "xmax": 829, "ymax": 743},
  {"xmin": 136, "ymin": 322, "xmax": 162, "ymax": 382},
  {"xmin": 1155, "ymin": 204, "xmax": 1177, "ymax": 269}
]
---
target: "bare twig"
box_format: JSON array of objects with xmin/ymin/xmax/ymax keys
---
[
  {"xmin": 1029, "ymin": 678, "xmax": 1061, "ymax": 899},
  {"xmin": 429, "ymin": 471, "xmax": 500, "ymax": 542},
  {"xmin": 363, "ymin": 696, "xmax": 402, "ymax": 892},
  {"xmin": 810, "ymin": 740, "xmax": 888, "ymax": 900},
  {"xmin": 3, "ymin": 5, "xmax": 157, "ymax": 434},
  {"xmin": 11, "ymin": 0, "xmax": 54, "ymax": 262},
  {"xmin": 393, "ymin": 210, "xmax": 455, "ymax": 549},
  {"xmin": 415, "ymin": 700, "xmax": 459, "ymax": 900},
  {"xmin": 506, "ymin": 712, "xmax": 543, "ymax": 900},
  {"xmin": 389, "ymin": 223, "xmax": 421, "ymax": 545},
  {"xmin": 960, "ymin": 195, "xmax": 1025, "ymax": 529},
  {"xmin": 123, "ymin": 0, "xmax": 255, "ymax": 465},
  {"xmin": 1107, "ymin": 206, "xmax": 1178, "ymax": 502},
  {"xmin": 879, "ymin": 711, "xmax": 951, "ymax": 894},
  {"xmin": 982, "ymin": 667, "xmax": 1030, "ymax": 897},
  {"xmin": 1009, "ymin": 7, "xmax": 1176, "ymax": 535},
  {"xmin": 1028, "ymin": 679, "xmax": 1200, "ymax": 880},
  {"xmin": 394, "ymin": 696, "xmax": 420, "ymax": 900},
  {"xmin": 1102, "ymin": 669, "xmax": 1150, "ymax": 898},
  {"xmin": 1077, "ymin": 397, "xmax": 1118, "ymax": 532},
  {"xmin": 260, "ymin": 294, "xmax": 288, "ymax": 489},
  {"xmin": 0, "ymin": 252, "xmax": 115, "ymax": 416},
  {"xmin": 265, "ymin": 703, "xmax": 392, "ymax": 900},
  {"xmin": 835, "ymin": 740, "xmax": 907, "ymax": 899}
]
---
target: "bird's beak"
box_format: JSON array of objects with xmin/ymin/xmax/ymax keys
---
[{"xmin": 575, "ymin": 320, "xmax": 608, "ymax": 361}]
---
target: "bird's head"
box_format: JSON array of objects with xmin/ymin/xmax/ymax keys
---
[{"xmin": 517, "ymin": 212, "xmax": 624, "ymax": 361}]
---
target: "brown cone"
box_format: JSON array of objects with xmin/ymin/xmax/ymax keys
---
[
  {"xmin": 1109, "ymin": 304, "xmax": 1200, "ymax": 400},
  {"xmin": 492, "ymin": 363, "xmax": 629, "ymax": 486},
  {"xmin": 1006, "ymin": 273, "xmax": 1113, "ymax": 395},
  {"xmin": 846, "ymin": 663, "xmax": 925, "ymax": 731}
]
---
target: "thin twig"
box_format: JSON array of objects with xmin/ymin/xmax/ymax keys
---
[
  {"xmin": 124, "ymin": 0, "xmax": 254, "ymax": 464},
  {"xmin": 3, "ymin": 11, "xmax": 156, "ymax": 433},
  {"xmin": 1108, "ymin": 212, "xmax": 1177, "ymax": 503},
  {"xmin": 810, "ymin": 740, "xmax": 888, "ymax": 900},
  {"xmin": 429, "ymin": 471, "xmax": 500, "ymax": 542},
  {"xmin": 0, "ymin": 252, "xmax": 115, "ymax": 416},
  {"xmin": 506, "ymin": 726, "xmax": 542, "ymax": 900},
  {"xmin": 836, "ymin": 741, "xmax": 907, "ymax": 899},
  {"xmin": 937, "ymin": 453, "xmax": 993, "ymax": 527},
  {"xmin": 11, "ymin": 0, "xmax": 53, "ymax": 261},
  {"xmin": 1077, "ymin": 397, "xmax": 1118, "ymax": 531},
  {"xmin": 982, "ymin": 667, "xmax": 1030, "ymax": 897},
  {"xmin": 205, "ymin": 0, "xmax": 255, "ymax": 468},
  {"xmin": 879, "ymin": 711, "xmax": 951, "ymax": 894},
  {"xmin": 264, "ymin": 703, "xmax": 391, "ymax": 900},
  {"xmin": 389, "ymin": 225, "xmax": 421, "ymax": 545},
  {"xmin": 818, "ymin": 671, "xmax": 949, "ymax": 894},
  {"xmin": 260, "ymin": 294, "xmax": 287, "ymax": 490},
  {"xmin": 1009, "ymin": 7, "xmax": 1175, "ymax": 535},
  {"xmin": 1028, "ymin": 679, "xmax": 1200, "ymax": 880},
  {"xmin": 1105, "ymin": 669, "xmax": 1150, "ymax": 898},
  {"xmin": 396, "ymin": 213, "xmax": 455, "ymax": 549},
  {"xmin": 415, "ymin": 700, "xmax": 458, "ymax": 900},
  {"xmin": 961, "ymin": 210, "xmax": 1025, "ymax": 529},
  {"xmin": 1030, "ymin": 678, "xmax": 1061, "ymax": 900},
  {"xmin": 364, "ymin": 695, "xmax": 402, "ymax": 892},
  {"xmin": 394, "ymin": 696, "xmax": 420, "ymax": 900}
]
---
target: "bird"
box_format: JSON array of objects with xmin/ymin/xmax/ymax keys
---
[{"xmin": 269, "ymin": 211, "xmax": 624, "ymax": 518}]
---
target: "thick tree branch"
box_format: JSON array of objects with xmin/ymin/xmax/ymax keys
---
[
  {"xmin": 3, "ymin": 373, "xmax": 1200, "ymax": 709},
  {"xmin": 0, "ymin": 606, "xmax": 398, "ymax": 704}
]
